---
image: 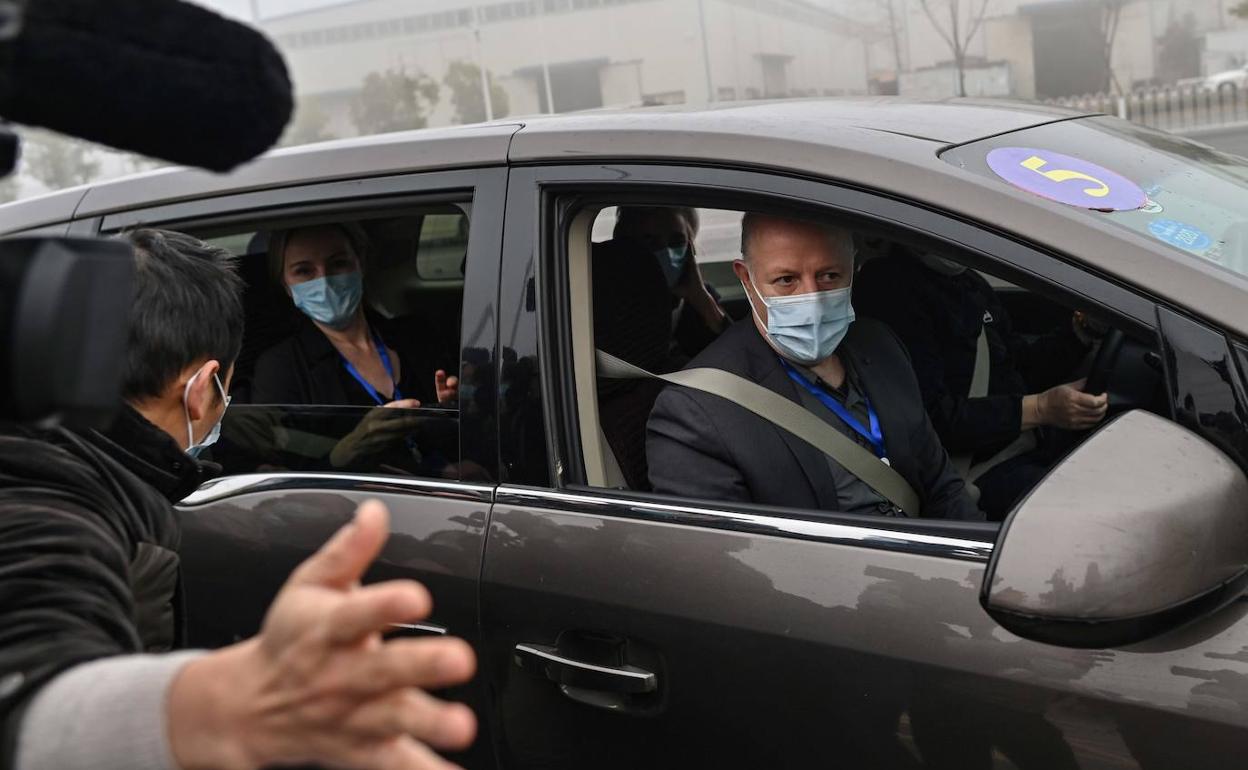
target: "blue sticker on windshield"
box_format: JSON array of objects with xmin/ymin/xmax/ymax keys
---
[{"xmin": 1148, "ymin": 219, "xmax": 1211, "ymax": 252}]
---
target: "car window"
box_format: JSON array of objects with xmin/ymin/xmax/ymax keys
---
[
  {"xmin": 415, "ymin": 211, "xmax": 470, "ymax": 281},
  {"xmin": 572, "ymin": 199, "xmax": 1168, "ymax": 525},
  {"xmin": 196, "ymin": 204, "xmax": 476, "ymax": 481}
]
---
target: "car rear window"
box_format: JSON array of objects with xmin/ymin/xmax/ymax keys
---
[{"xmin": 941, "ymin": 116, "xmax": 1248, "ymax": 282}]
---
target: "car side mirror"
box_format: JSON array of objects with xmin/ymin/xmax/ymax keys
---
[{"xmin": 982, "ymin": 410, "xmax": 1248, "ymax": 648}]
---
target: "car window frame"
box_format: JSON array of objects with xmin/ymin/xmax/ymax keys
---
[
  {"xmin": 86, "ymin": 166, "xmax": 507, "ymax": 492},
  {"xmin": 507, "ymin": 161, "xmax": 1171, "ymax": 556}
]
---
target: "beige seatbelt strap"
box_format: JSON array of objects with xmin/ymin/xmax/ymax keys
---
[
  {"xmin": 967, "ymin": 430, "xmax": 1037, "ymax": 483},
  {"xmin": 952, "ymin": 327, "xmax": 992, "ymax": 479},
  {"xmin": 596, "ymin": 350, "xmax": 921, "ymax": 516}
]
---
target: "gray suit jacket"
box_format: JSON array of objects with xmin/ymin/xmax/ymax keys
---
[{"xmin": 645, "ymin": 318, "xmax": 983, "ymax": 521}]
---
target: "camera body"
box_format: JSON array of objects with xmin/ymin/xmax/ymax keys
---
[{"xmin": 0, "ymin": 236, "xmax": 135, "ymax": 427}]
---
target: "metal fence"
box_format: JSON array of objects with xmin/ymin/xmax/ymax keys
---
[{"xmin": 1049, "ymin": 84, "xmax": 1248, "ymax": 133}]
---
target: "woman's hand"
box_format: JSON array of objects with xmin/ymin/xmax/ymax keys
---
[
  {"xmin": 329, "ymin": 399, "xmax": 423, "ymax": 469},
  {"xmin": 675, "ymin": 257, "xmax": 729, "ymax": 334},
  {"xmin": 435, "ymin": 370, "xmax": 459, "ymax": 405}
]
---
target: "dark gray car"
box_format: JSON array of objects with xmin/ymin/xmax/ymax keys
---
[{"xmin": 4, "ymin": 99, "xmax": 1248, "ymax": 769}]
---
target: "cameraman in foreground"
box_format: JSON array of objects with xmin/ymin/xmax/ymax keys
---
[{"xmin": 0, "ymin": 229, "xmax": 476, "ymax": 770}]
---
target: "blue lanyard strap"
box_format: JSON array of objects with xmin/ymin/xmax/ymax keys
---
[
  {"xmin": 341, "ymin": 327, "xmax": 403, "ymax": 406},
  {"xmin": 780, "ymin": 358, "xmax": 887, "ymax": 460}
]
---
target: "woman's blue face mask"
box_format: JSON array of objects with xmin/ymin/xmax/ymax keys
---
[
  {"xmin": 654, "ymin": 243, "xmax": 689, "ymax": 290},
  {"xmin": 290, "ymin": 271, "xmax": 363, "ymax": 329}
]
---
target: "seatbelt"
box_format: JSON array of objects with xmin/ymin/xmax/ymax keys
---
[
  {"xmin": 596, "ymin": 350, "xmax": 921, "ymax": 517},
  {"xmin": 967, "ymin": 430, "xmax": 1036, "ymax": 482},
  {"xmin": 952, "ymin": 328, "xmax": 991, "ymax": 479},
  {"xmin": 953, "ymin": 325, "xmax": 1037, "ymax": 484}
]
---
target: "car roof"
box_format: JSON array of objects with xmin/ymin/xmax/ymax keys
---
[
  {"xmin": 2, "ymin": 98, "xmax": 1244, "ymax": 335},
  {"xmin": 1, "ymin": 98, "xmax": 1074, "ymax": 233}
]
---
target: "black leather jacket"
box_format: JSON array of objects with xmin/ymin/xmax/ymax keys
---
[{"xmin": 0, "ymin": 405, "xmax": 209, "ymax": 765}]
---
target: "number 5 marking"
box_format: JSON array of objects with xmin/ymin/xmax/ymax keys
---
[{"xmin": 1021, "ymin": 155, "xmax": 1110, "ymax": 198}]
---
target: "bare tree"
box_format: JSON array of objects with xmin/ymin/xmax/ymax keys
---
[
  {"xmin": 880, "ymin": 0, "xmax": 906, "ymax": 75},
  {"xmin": 1098, "ymin": 0, "xmax": 1128, "ymax": 94},
  {"xmin": 915, "ymin": 0, "xmax": 993, "ymax": 97}
]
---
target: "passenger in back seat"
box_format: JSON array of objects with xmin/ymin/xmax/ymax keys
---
[
  {"xmin": 605, "ymin": 206, "xmax": 730, "ymax": 363},
  {"xmin": 252, "ymin": 223, "xmax": 459, "ymax": 410},
  {"xmin": 592, "ymin": 231, "xmax": 682, "ymax": 490}
]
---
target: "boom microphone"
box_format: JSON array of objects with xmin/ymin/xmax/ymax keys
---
[{"xmin": 0, "ymin": 0, "xmax": 293, "ymax": 173}]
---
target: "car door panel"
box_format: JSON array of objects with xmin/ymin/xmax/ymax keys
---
[
  {"xmin": 482, "ymin": 490, "xmax": 1248, "ymax": 770},
  {"xmin": 484, "ymin": 162, "xmax": 1248, "ymax": 769},
  {"xmin": 180, "ymin": 479, "xmax": 498, "ymax": 767}
]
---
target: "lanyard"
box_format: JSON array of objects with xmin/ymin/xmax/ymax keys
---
[
  {"xmin": 780, "ymin": 359, "xmax": 887, "ymax": 461},
  {"xmin": 341, "ymin": 328, "xmax": 403, "ymax": 406}
]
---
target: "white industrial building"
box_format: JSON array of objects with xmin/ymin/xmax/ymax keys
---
[{"xmin": 262, "ymin": 0, "xmax": 873, "ymax": 133}]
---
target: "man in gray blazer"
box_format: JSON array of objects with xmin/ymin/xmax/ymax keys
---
[{"xmin": 646, "ymin": 213, "xmax": 982, "ymax": 521}]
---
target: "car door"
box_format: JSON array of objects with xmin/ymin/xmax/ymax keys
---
[
  {"xmin": 90, "ymin": 167, "xmax": 507, "ymax": 769},
  {"xmin": 481, "ymin": 162, "xmax": 1248, "ymax": 770}
]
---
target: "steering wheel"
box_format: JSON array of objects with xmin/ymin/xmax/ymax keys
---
[{"xmin": 1083, "ymin": 328, "xmax": 1125, "ymax": 395}]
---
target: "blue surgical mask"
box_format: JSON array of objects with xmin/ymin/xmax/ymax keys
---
[
  {"xmin": 655, "ymin": 244, "xmax": 689, "ymax": 289},
  {"xmin": 290, "ymin": 271, "xmax": 363, "ymax": 329},
  {"xmin": 184, "ymin": 371, "xmax": 230, "ymax": 458},
  {"xmin": 745, "ymin": 273, "xmax": 855, "ymax": 364}
]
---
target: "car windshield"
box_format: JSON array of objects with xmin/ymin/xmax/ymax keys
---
[{"xmin": 941, "ymin": 116, "xmax": 1248, "ymax": 282}]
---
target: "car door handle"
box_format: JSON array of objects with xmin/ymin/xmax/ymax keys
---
[
  {"xmin": 514, "ymin": 643, "xmax": 657, "ymax": 694},
  {"xmin": 387, "ymin": 622, "xmax": 448, "ymax": 637}
]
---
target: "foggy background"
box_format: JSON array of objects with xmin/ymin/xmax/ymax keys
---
[{"xmin": 6, "ymin": 0, "xmax": 1246, "ymax": 201}]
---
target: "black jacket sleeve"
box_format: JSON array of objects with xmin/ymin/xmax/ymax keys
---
[
  {"xmin": 673, "ymin": 297, "xmax": 725, "ymax": 360},
  {"xmin": 646, "ymin": 386, "xmax": 751, "ymax": 503},
  {"xmin": 0, "ymin": 440, "xmax": 144, "ymax": 766},
  {"xmin": 1009, "ymin": 325, "xmax": 1091, "ymax": 394},
  {"xmin": 906, "ymin": 392, "xmax": 985, "ymax": 522},
  {"xmin": 857, "ymin": 268, "xmax": 1022, "ymax": 454}
]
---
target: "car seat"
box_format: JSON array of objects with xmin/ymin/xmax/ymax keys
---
[
  {"xmin": 592, "ymin": 237, "xmax": 682, "ymax": 490},
  {"xmin": 229, "ymin": 231, "xmax": 301, "ymax": 403}
]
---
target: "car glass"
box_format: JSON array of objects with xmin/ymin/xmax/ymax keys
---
[
  {"xmin": 196, "ymin": 207, "xmax": 477, "ymax": 482},
  {"xmin": 942, "ymin": 116, "xmax": 1248, "ymax": 281}
]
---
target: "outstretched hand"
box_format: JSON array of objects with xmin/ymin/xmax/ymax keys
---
[{"xmin": 168, "ymin": 500, "xmax": 477, "ymax": 770}]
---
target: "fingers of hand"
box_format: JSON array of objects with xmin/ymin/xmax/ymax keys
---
[
  {"xmin": 343, "ymin": 637, "xmax": 475, "ymax": 694},
  {"xmin": 342, "ymin": 689, "xmax": 477, "ymax": 751},
  {"xmin": 290, "ymin": 500, "xmax": 391, "ymax": 589},
  {"xmin": 343, "ymin": 733, "xmax": 468, "ymax": 770},
  {"xmin": 444, "ymin": 377, "xmax": 459, "ymax": 392},
  {"xmin": 326, "ymin": 581, "xmax": 434, "ymax": 645},
  {"xmin": 385, "ymin": 399, "xmax": 423, "ymax": 410}
]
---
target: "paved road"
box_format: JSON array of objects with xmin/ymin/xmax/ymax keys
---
[{"xmin": 1189, "ymin": 125, "xmax": 1248, "ymax": 157}]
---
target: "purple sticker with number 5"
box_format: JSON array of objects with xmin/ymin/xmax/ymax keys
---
[{"xmin": 986, "ymin": 147, "xmax": 1145, "ymax": 211}]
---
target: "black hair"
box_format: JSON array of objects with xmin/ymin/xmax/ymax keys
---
[
  {"xmin": 121, "ymin": 228, "xmax": 245, "ymax": 402},
  {"xmin": 613, "ymin": 206, "xmax": 700, "ymax": 239}
]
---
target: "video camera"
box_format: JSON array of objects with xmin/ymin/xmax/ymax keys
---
[{"xmin": 0, "ymin": 0, "xmax": 292, "ymax": 427}]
